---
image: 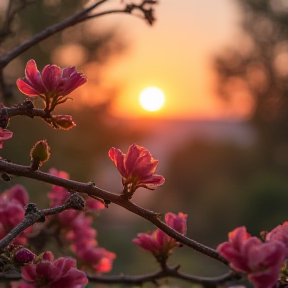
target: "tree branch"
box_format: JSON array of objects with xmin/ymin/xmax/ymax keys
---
[
  {"xmin": 0, "ymin": 267, "xmax": 239, "ymax": 286},
  {"xmin": 0, "ymin": 159, "xmax": 227, "ymax": 265},
  {"xmin": 0, "ymin": 192, "xmax": 85, "ymax": 250},
  {"xmin": 0, "ymin": 0, "xmax": 156, "ymax": 69},
  {"xmin": 88, "ymin": 267, "xmax": 238, "ymax": 286},
  {"xmin": 0, "ymin": 101, "xmax": 48, "ymax": 122}
]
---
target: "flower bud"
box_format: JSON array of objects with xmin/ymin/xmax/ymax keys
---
[
  {"xmin": 30, "ymin": 140, "xmax": 50, "ymax": 170},
  {"xmin": 52, "ymin": 115, "xmax": 76, "ymax": 130},
  {"xmin": 14, "ymin": 248, "xmax": 35, "ymax": 264}
]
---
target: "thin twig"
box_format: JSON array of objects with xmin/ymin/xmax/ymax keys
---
[
  {"xmin": 0, "ymin": 0, "xmax": 108, "ymax": 69},
  {"xmin": 0, "ymin": 0, "xmax": 156, "ymax": 69},
  {"xmin": 88, "ymin": 268, "xmax": 238, "ymax": 286}
]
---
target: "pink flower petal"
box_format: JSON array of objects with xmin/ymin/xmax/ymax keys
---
[
  {"xmin": 62, "ymin": 66, "xmax": 77, "ymax": 78},
  {"xmin": 8, "ymin": 185, "xmax": 29, "ymax": 206},
  {"xmin": 165, "ymin": 212, "xmax": 187, "ymax": 234},
  {"xmin": 140, "ymin": 174, "xmax": 165, "ymax": 189},
  {"xmin": 0, "ymin": 128, "xmax": 11, "ymax": 149},
  {"xmin": 154, "ymin": 229, "xmax": 171, "ymax": 247},
  {"xmin": 228, "ymin": 226, "xmax": 251, "ymax": 251},
  {"xmin": 60, "ymin": 72, "xmax": 87, "ymax": 96},
  {"xmin": 54, "ymin": 257, "xmax": 76, "ymax": 275},
  {"xmin": 16, "ymin": 79, "xmax": 43, "ymax": 96},
  {"xmin": 22, "ymin": 263, "xmax": 37, "ymax": 282},
  {"xmin": 108, "ymin": 147, "xmax": 128, "ymax": 178},
  {"xmin": 42, "ymin": 64, "xmax": 62, "ymax": 91},
  {"xmin": 24, "ymin": 60, "xmax": 46, "ymax": 94},
  {"xmin": 125, "ymin": 144, "xmax": 144, "ymax": 175},
  {"xmin": 132, "ymin": 154, "xmax": 159, "ymax": 178}
]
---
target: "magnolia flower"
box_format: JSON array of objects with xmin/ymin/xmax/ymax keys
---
[
  {"xmin": 0, "ymin": 127, "xmax": 12, "ymax": 149},
  {"xmin": 21, "ymin": 251, "xmax": 88, "ymax": 288},
  {"xmin": 133, "ymin": 212, "xmax": 187, "ymax": 262},
  {"xmin": 108, "ymin": 144, "xmax": 165, "ymax": 196},
  {"xmin": 217, "ymin": 226, "xmax": 286, "ymax": 288},
  {"xmin": 16, "ymin": 59, "xmax": 87, "ymax": 111}
]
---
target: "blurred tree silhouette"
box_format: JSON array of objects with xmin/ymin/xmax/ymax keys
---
[
  {"xmin": 0, "ymin": 0, "xmax": 143, "ymax": 197},
  {"xmin": 215, "ymin": 0, "xmax": 288, "ymax": 168},
  {"xmin": 159, "ymin": 138, "xmax": 288, "ymax": 249}
]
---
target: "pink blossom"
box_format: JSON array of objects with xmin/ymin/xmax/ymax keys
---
[
  {"xmin": 85, "ymin": 197, "xmax": 105, "ymax": 211},
  {"xmin": 68, "ymin": 215, "xmax": 98, "ymax": 250},
  {"xmin": 108, "ymin": 144, "xmax": 165, "ymax": 195},
  {"xmin": 133, "ymin": 212, "xmax": 187, "ymax": 260},
  {"xmin": 266, "ymin": 221, "xmax": 288, "ymax": 256},
  {"xmin": 47, "ymin": 168, "xmax": 114, "ymax": 273},
  {"xmin": 16, "ymin": 59, "xmax": 87, "ymax": 110},
  {"xmin": 217, "ymin": 226, "xmax": 286, "ymax": 288},
  {"xmin": 48, "ymin": 168, "xmax": 70, "ymax": 207},
  {"xmin": 165, "ymin": 212, "xmax": 187, "ymax": 235},
  {"xmin": 0, "ymin": 185, "xmax": 31, "ymax": 244},
  {"xmin": 67, "ymin": 215, "xmax": 115, "ymax": 273},
  {"xmin": 76, "ymin": 247, "xmax": 116, "ymax": 273},
  {"xmin": 48, "ymin": 168, "xmax": 104, "ymax": 211},
  {"xmin": 0, "ymin": 127, "xmax": 12, "ymax": 149},
  {"xmin": 21, "ymin": 251, "xmax": 88, "ymax": 288}
]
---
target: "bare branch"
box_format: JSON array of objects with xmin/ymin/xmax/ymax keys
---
[
  {"xmin": 0, "ymin": 100, "xmax": 48, "ymax": 123},
  {"xmin": 0, "ymin": 0, "xmax": 156, "ymax": 69},
  {"xmin": 0, "ymin": 267, "xmax": 239, "ymax": 286},
  {"xmin": 88, "ymin": 268, "xmax": 238, "ymax": 286}
]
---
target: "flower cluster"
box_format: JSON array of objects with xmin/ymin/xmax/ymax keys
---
[
  {"xmin": 48, "ymin": 168, "xmax": 115, "ymax": 273},
  {"xmin": 109, "ymin": 144, "xmax": 165, "ymax": 197},
  {"xmin": 266, "ymin": 221, "xmax": 288, "ymax": 256},
  {"xmin": 0, "ymin": 185, "xmax": 31, "ymax": 245},
  {"xmin": 217, "ymin": 226, "xmax": 288, "ymax": 288},
  {"xmin": 16, "ymin": 251, "xmax": 88, "ymax": 288},
  {"xmin": 16, "ymin": 60, "xmax": 87, "ymax": 112},
  {"xmin": 133, "ymin": 212, "xmax": 187, "ymax": 263}
]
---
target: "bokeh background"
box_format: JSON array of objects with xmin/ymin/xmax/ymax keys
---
[{"xmin": 1, "ymin": 0, "xmax": 288, "ymax": 286}]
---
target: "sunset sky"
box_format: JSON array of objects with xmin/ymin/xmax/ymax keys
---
[
  {"xmin": 10, "ymin": 0, "xmax": 245, "ymax": 120},
  {"xmin": 97, "ymin": 0, "xmax": 243, "ymax": 119}
]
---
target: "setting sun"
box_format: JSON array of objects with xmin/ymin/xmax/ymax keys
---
[{"xmin": 139, "ymin": 87, "xmax": 165, "ymax": 112}]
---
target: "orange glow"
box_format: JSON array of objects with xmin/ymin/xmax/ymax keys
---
[
  {"xmin": 66, "ymin": 1, "xmax": 243, "ymax": 120},
  {"xmin": 139, "ymin": 87, "xmax": 165, "ymax": 112}
]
